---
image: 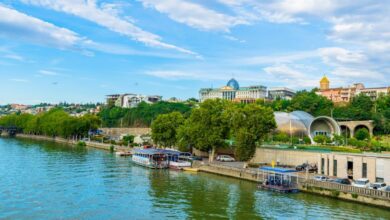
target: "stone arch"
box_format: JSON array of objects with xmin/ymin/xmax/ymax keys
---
[
  {"xmin": 340, "ymin": 125, "xmax": 351, "ymax": 138},
  {"xmin": 354, "ymin": 124, "xmax": 371, "ymax": 139}
]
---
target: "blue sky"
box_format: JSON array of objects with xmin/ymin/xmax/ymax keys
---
[{"xmin": 0, "ymin": 0, "xmax": 389, "ymax": 104}]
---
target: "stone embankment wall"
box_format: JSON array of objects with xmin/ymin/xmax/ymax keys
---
[
  {"xmin": 199, "ymin": 164, "xmax": 260, "ymax": 182},
  {"xmin": 250, "ymin": 147, "xmax": 319, "ymax": 166},
  {"xmin": 100, "ymin": 128, "xmax": 151, "ymax": 138},
  {"xmin": 15, "ymin": 134, "xmax": 129, "ymax": 152}
]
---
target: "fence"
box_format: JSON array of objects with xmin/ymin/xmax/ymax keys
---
[
  {"xmin": 300, "ymin": 179, "xmax": 390, "ymax": 200},
  {"xmin": 206, "ymin": 163, "xmax": 390, "ymax": 200}
]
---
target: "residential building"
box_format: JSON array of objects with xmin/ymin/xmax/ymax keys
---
[
  {"xmin": 268, "ymin": 87, "xmax": 296, "ymax": 100},
  {"xmin": 107, "ymin": 93, "xmax": 162, "ymax": 108},
  {"xmin": 199, "ymin": 78, "xmax": 267, "ymax": 103},
  {"xmin": 317, "ymin": 76, "xmax": 389, "ymax": 102}
]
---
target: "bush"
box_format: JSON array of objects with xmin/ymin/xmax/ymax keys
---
[
  {"xmin": 273, "ymin": 132, "xmax": 290, "ymax": 143},
  {"xmin": 313, "ymin": 135, "xmax": 330, "ymax": 144},
  {"xmin": 76, "ymin": 141, "xmax": 86, "ymax": 147},
  {"xmin": 355, "ymin": 128, "xmax": 370, "ymax": 141},
  {"xmin": 303, "ymin": 136, "xmax": 312, "ymax": 144}
]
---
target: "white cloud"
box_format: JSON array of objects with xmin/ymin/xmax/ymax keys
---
[
  {"xmin": 9, "ymin": 78, "xmax": 29, "ymax": 83},
  {"xmin": 139, "ymin": 0, "xmax": 247, "ymax": 31},
  {"xmin": 21, "ymin": 0, "xmax": 198, "ymax": 55},
  {"xmin": 0, "ymin": 5, "xmax": 82, "ymax": 49},
  {"xmin": 39, "ymin": 70, "xmax": 59, "ymax": 76},
  {"xmin": 318, "ymin": 47, "xmax": 367, "ymax": 65},
  {"xmin": 3, "ymin": 54, "xmax": 24, "ymax": 61}
]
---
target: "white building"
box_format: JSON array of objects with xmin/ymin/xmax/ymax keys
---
[
  {"xmin": 199, "ymin": 79, "xmax": 267, "ymax": 103},
  {"xmin": 109, "ymin": 93, "xmax": 162, "ymax": 108}
]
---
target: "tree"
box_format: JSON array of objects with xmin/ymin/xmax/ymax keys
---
[
  {"xmin": 177, "ymin": 99, "xmax": 231, "ymax": 159},
  {"xmin": 289, "ymin": 90, "xmax": 333, "ymax": 116},
  {"xmin": 230, "ymin": 104, "xmax": 276, "ymax": 161},
  {"xmin": 355, "ymin": 128, "xmax": 370, "ymax": 141},
  {"xmin": 151, "ymin": 112, "xmax": 185, "ymax": 148}
]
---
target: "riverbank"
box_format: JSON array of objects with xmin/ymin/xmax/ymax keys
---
[
  {"xmin": 9, "ymin": 134, "xmax": 390, "ymax": 209},
  {"xmin": 15, "ymin": 134, "xmax": 129, "ymax": 152},
  {"xmin": 198, "ymin": 163, "xmax": 390, "ymax": 209}
]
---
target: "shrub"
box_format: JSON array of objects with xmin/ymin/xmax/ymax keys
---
[
  {"xmin": 352, "ymin": 193, "xmax": 358, "ymax": 199},
  {"xmin": 355, "ymin": 128, "xmax": 370, "ymax": 141},
  {"xmin": 76, "ymin": 141, "xmax": 86, "ymax": 147},
  {"xmin": 313, "ymin": 135, "xmax": 330, "ymax": 144},
  {"xmin": 303, "ymin": 136, "xmax": 312, "ymax": 144}
]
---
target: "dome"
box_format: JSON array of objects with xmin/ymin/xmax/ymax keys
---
[
  {"xmin": 320, "ymin": 75, "xmax": 329, "ymax": 83},
  {"xmin": 227, "ymin": 78, "xmax": 239, "ymax": 90},
  {"xmin": 274, "ymin": 111, "xmax": 314, "ymax": 136}
]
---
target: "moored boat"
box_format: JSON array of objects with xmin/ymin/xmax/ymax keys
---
[
  {"xmin": 131, "ymin": 149, "xmax": 169, "ymax": 169},
  {"xmin": 162, "ymin": 150, "xmax": 192, "ymax": 170}
]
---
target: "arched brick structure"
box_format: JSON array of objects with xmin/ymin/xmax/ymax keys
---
[{"xmin": 337, "ymin": 120, "xmax": 374, "ymax": 138}]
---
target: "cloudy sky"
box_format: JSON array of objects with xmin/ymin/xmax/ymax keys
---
[{"xmin": 0, "ymin": 0, "xmax": 389, "ymax": 104}]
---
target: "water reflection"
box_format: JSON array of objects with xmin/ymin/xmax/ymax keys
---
[{"xmin": 0, "ymin": 138, "xmax": 389, "ymax": 220}]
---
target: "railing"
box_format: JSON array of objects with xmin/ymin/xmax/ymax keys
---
[
  {"xmin": 207, "ymin": 163, "xmax": 390, "ymax": 200},
  {"xmin": 300, "ymin": 179, "xmax": 390, "ymax": 200}
]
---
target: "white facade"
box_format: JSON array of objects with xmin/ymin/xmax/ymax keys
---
[
  {"xmin": 199, "ymin": 79, "xmax": 267, "ymax": 102},
  {"xmin": 113, "ymin": 93, "xmax": 162, "ymax": 108}
]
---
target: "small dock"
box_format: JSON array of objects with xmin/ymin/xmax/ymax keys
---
[{"xmin": 258, "ymin": 184, "xmax": 299, "ymax": 193}]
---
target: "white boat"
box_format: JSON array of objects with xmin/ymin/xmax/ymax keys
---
[{"xmin": 131, "ymin": 149, "xmax": 169, "ymax": 169}]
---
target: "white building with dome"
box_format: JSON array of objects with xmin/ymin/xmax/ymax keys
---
[{"xmin": 199, "ymin": 78, "xmax": 267, "ymax": 103}]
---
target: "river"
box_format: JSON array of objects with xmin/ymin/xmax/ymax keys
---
[{"xmin": 0, "ymin": 138, "xmax": 389, "ymax": 219}]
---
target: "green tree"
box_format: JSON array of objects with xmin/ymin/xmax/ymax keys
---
[
  {"xmin": 355, "ymin": 128, "xmax": 370, "ymax": 141},
  {"xmin": 313, "ymin": 135, "xmax": 330, "ymax": 144},
  {"xmin": 230, "ymin": 104, "xmax": 276, "ymax": 161},
  {"xmin": 289, "ymin": 90, "xmax": 333, "ymax": 116},
  {"xmin": 177, "ymin": 99, "xmax": 231, "ymax": 159},
  {"xmin": 151, "ymin": 112, "xmax": 185, "ymax": 148}
]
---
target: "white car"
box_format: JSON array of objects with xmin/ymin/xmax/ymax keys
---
[
  {"xmin": 216, "ymin": 155, "xmax": 235, "ymax": 162},
  {"xmin": 352, "ymin": 178, "xmax": 370, "ymax": 188},
  {"xmin": 369, "ymin": 182, "xmax": 387, "ymax": 190},
  {"xmin": 382, "ymin": 186, "xmax": 390, "ymax": 192},
  {"xmin": 314, "ymin": 175, "xmax": 329, "ymax": 181}
]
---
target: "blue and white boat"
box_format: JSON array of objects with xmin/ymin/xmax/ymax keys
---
[{"xmin": 132, "ymin": 149, "xmax": 169, "ymax": 169}]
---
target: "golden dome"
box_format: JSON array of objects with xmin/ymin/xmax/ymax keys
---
[
  {"xmin": 221, "ymin": 86, "xmax": 234, "ymax": 90},
  {"xmin": 320, "ymin": 75, "xmax": 329, "ymax": 83}
]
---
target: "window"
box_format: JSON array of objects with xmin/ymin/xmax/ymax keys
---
[
  {"xmin": 321, "ymin": 158, "xmax": 325, "ymax": 174},
  {"xmin": 333, "ymin": 160, "xmax": 337, "ymax": 176},
  {"xmin": 362, "ymin": 163, "xmax": 367, "ymax": 178},
  {"xmin": 376, "ymin": 177, "xmax": 384, "ymax": 183}
]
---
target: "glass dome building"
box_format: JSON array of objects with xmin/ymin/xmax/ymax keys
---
[
  {"xmin": 227, "ymin": 78, "xmax": 240, "ymax": 90},
  {"xmin": 274, "ymin": 111, "xmax": 341, "ymax": 143}
]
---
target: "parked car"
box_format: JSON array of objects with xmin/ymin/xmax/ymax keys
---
[
  {"xmin": 382, "ymin": 186, "xmax": 390, "ymax": 192},
  {"xmin": 369, "ymin": 182, "xmax": 387, "ymax": 190},
  {"xmin": 331, "ymin": 178, "xmax": 351, "ymax": 185},
  {"xmin": 189, "ymin": 155, "xmax": 203, "ymax": 161},
  {"xmin": 216, "ymin": 155, "xmax": 235, "ymax": 162},
  {"xmin": 314, "ymin": 175, "xmax": 329, "ymax": 182},
  {"xmin": 352, "ymin": 178, "xmax": 370, "ymax": 188},
  {"xmin": 295, "ymin": 163, "xmax": 318, "ymax": 172}
]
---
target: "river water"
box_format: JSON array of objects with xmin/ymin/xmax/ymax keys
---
[{"xmin": 0, "ymin": 138, "xmax": 389, "ymax": 220}]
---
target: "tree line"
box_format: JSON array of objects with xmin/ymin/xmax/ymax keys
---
[
  {"xmin": 151, "ymin": 99, "xmax": 276, "ymax": 161},
  {"xmin": 0, "ymin": 108, "xmax": 101, "ymax": 139},
  {"xmin": 98, "ymin": 101, "xmax": 192, "ymax": 127},
  {"xmin": 261, "ymin": 90, "xmax": 390, "ymax": 134}
]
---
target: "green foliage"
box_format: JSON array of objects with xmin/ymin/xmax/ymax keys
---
[
  {"xmin": 176, "ymin": 99, "xmax": 231, "ymax": 153},
  {"xmin": 151, "ymin": 112, "xmax": 185, "ymax": 147},
  {"xmin": 313, "ymin": 135, "xmax": 331, "ymax": 144},
  {"xmin": 98, "ymin": 101, "xmax": 191, "ymax": 127},
  {"xmin": 76, "ymin": 141, "xmax": 86, "ymax": 147},
  {"xmin": 0, "ymin": 108, "xmax": 101, "ymax": 139},
  {"xmin": 332, "ymin": 134, "xmax": 344, "ymax": 145},
  {"xmin": 273, "ymin": 132, "xmax": 290, "ymax": 143},
  {"xmin": 230, "ymin": 104, "xmax": 277, "ymax": 161},
  {"xmin": 331, "ymin": 190, "xmax": 340, "ymax": 197},
  {"xmin": 303, "ymin": 136, "xmax": 312, "ymax": 144},
  {"xmin": 352, "ymin": 193, "xmax": 358, "ymax": 199},
  {"xmin": 289, "ymin": 90, "xmax": 334, "ymax": 116},
  {"xmin": 355, "ymin": 128, "xmax": 370, "ymax": 141},
  {"xmin": 122, "ymin": 135, "xmax": 135, "ymax": 145}
]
